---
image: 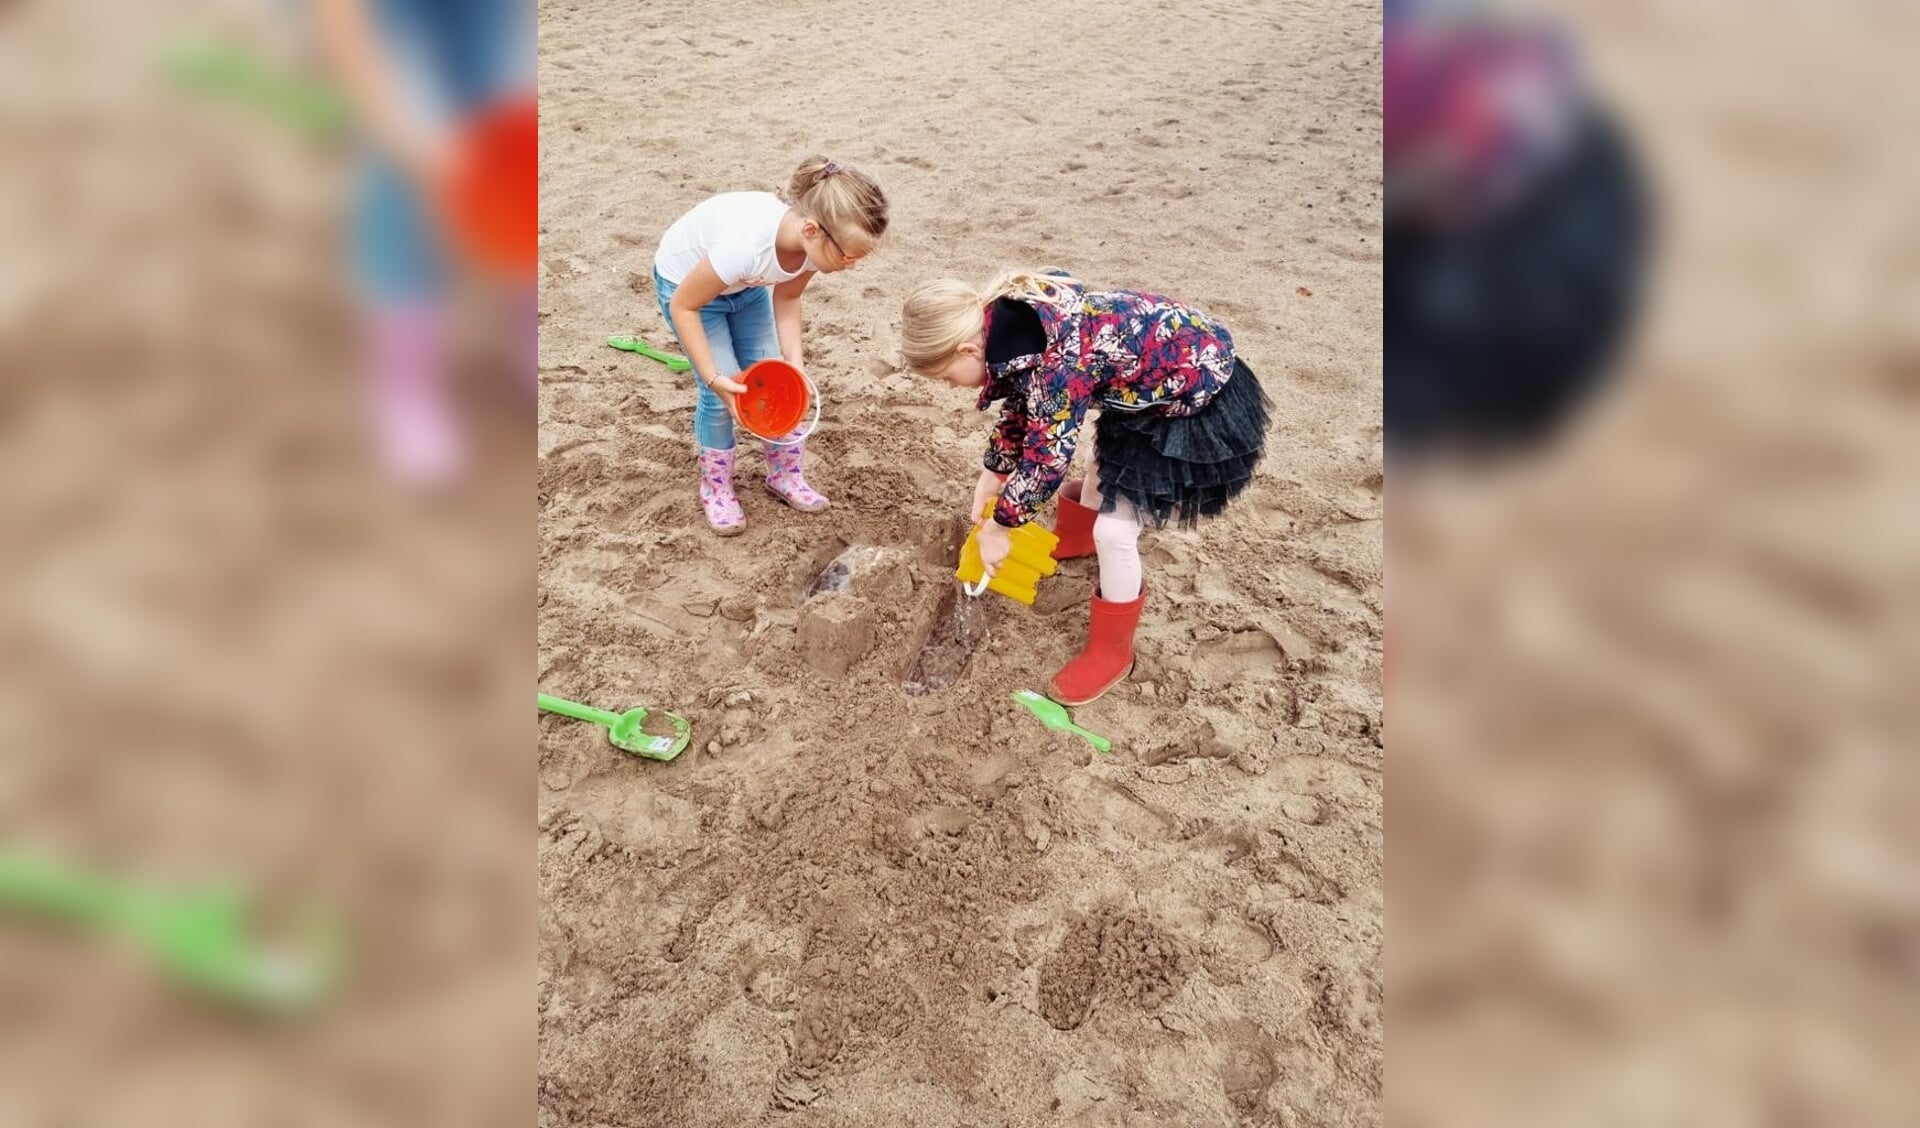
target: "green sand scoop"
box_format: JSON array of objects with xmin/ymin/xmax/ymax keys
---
[
  {"xmin": 1011, "ymin": 690, "xmax": 1112, "ymax": 755},
  {"xmin": 159, "ymin": 37, "xmax": 350, "ymax": 139},
  {"xmin": 538, "ymin": 692, "xmax": 691, "ymax": 761},
  {"xmin": 607, "ymin": 336, "xmax": 693, "ymax": 372},
  {"xmin": 0, "ymin": 848, "xmax": 341, "ymax": 1013}
]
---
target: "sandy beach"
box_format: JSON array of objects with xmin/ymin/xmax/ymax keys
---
[{"xmin": 537, "ymin": 2, "xmax": 1383, "ymax": 1124}]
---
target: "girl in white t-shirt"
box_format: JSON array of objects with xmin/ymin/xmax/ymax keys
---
[{"xmin": 651, "ymin": 156, "xmax": 888, "ymax": 535}]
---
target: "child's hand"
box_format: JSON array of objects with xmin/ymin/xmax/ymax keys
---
[
  {"xmin": 706, "ymin": 372, "xmax": 749, "ymax": 397},
  {"xmin": 975, "ymin": 520, "xmax": 1013, "ymax": 576},
  {"xmin": 404, "ymin": 130, "xmax": 457, "ymax": 198},
  {"xmin": 970, "ymin": 469, "xmax": 1008, "ymax": 525}
]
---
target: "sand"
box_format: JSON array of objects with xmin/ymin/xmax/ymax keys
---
[{"xmin": 537, "ymin": 1, "xmax": 1382, "ymax": 1125}]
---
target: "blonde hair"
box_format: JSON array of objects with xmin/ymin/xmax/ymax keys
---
[
  {"xmin": 785, "ymin": 155, "xmax": 889, "ymax": 244},
  {"xmin": 899, "ymin": 270, "xmax": 1080, "ymax": 374}
]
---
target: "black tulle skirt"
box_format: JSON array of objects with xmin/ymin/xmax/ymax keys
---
[
  {"xmin": 1387, "ymin": 108, "xmax": 1648, "ymax": 453},
  {"xmin": 1092, "ymin": 357, "xmax": 1271, "ymax": 529}
]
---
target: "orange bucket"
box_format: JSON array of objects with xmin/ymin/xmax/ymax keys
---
[
  {"xmin": 442, "ymin": 93, "xmax": 537, "ymax": 277},
  {"xmin": 733, "ymin": 359, "xmax": 818, "ymax": 444}
]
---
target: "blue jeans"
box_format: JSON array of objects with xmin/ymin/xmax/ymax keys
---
[{"xmin": 653, "ymin": 267, "xmax": 779, "ymax": 450}]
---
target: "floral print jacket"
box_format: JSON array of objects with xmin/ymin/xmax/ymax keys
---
[{"xmin": 979, "ymin": 279, "xmax": 1237, "ymax": 528}]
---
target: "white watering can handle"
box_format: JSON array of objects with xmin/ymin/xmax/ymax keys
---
[{"xmin": 760, "ymin": 369, "xmax": 820, "ymax": 447}]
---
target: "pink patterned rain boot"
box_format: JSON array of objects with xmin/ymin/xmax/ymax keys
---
[
  {"xmin": 763, "ymin": 433, "xmax": 829, "ymax": 512},
  {"xmin": 370, "ymin": 304, "xmax": 462, "ymax": 487},
  {"xmin": 698, "ymin": 447, "xmax": 746, "ymax": 535}
]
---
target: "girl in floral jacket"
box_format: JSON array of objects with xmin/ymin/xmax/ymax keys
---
[{"xmin": 900, "ymin": 270, "xmax": 1271, "ymax": 705}]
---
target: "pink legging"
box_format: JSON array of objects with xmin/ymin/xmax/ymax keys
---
[{"xmin": 1080, "ymin": 464, "xmax": 1143, "ymax": 602}]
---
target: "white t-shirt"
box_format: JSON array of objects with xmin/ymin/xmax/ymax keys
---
[{"xmin": 653, "ymin": 191, "xmax": 816, "ymax": 294}]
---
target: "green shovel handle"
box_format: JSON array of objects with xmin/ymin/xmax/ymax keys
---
[
  {"xmin": 160, "ymin": 38, "xmax": 350, "ymax": 138},
  {"xmin": 0, "ymin": 851, "xmax": 341, "ymax": 1012},
  {"xmin": 538, "ymin": 692, "xmax": 622, "ymax": 728},
  {"xmin": 607, "ymin": 336, "xmax": 692, "ymax": 371},
  {"xmin": 0, "ymin": 850, "xmax": 150, "ymax": 927},
  {"xmin": 1068, "ymin": 725, "xmax": 1113, "ymax": 755}
]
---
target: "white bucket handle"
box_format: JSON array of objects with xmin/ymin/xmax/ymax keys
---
[
  {"xmin": 963, "ymin": 576, "xmax": 990, "ymax": 597},
  {"xmin": 754, "ymin": 369, "xmax": 820, "ymax": 447}
]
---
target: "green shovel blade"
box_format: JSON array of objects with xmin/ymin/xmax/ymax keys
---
[
  {"xmin": 151, "ymin": 887, "xmax": 343, "ymax": 1012},
  {"xmin": 608, "ymin": 708, "xmax": 691, "ymax": 761}
]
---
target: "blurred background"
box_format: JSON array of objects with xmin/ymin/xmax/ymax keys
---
[
  {"xmin": 0, "ymin": 0, "xmax": 532, "ymax": 1124},
  {"xmin": 1389, "ymin": 0, "xmax": 1919, "ymax": 1124}
]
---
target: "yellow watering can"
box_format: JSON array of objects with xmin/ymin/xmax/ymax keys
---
[{"xmin": 955, "ymin": 506, "xmax": 1059, "ymax": 605}]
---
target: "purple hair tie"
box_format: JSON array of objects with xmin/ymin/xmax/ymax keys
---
[{"xmin": 822, "ymin": 160, "xmax": 840, "ymax": 177}]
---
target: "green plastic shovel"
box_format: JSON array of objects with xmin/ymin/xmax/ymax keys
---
[
  {"xmin": 159, "ymin": 37, "xmax": 350, "ymax": 139},
  {"xmin": 538, "ymin": 692, "xmax": 691, "ymax": 761},
  {"xmin": 1011, "ymin": 690, "xmax": 1112, "ymax": 755},
  {"xmin": 607, "ymin": 336, "xmax": 693, "ymax": 372},
  {"xmin": 0, "ymin": 848, "xmax": 341, "ymax": 1013}
]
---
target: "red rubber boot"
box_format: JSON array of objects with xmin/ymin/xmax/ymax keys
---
[
  {"xmin": 1050, "ymin": 478, "xmax": 1099, "ymax": 561},
  {"xmin": 1048, "ymin": 582, "xmax": 1147, "ymax": 706}
]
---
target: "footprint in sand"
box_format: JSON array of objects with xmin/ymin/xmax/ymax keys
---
[
  {"xmin": 739, "ymin": 956, "xmax": 801, "ymax": 1012},
  {"xmin": 967, "ymin": 750, "xmax": 1020, "ymax": 802},
  {"xmin": 1308, "ymin": 962, "xmax": 1383, "ymax": 1047},
  {"xmin": 1159, "ymin": 892, "xmax": 1277, "ymax": 967},
  {"xmin": 1279, "ymin": 794, "xmax": 1328, "ymax": 826},
  {"xmin": 1192, "ymin": 627, "xmax": 1286, "ymax": 688},
  {"xmin": 1247, "ymin": 837, "xmax": 1346, "ymax": 905},
  {"xmin": 564, "ymin": 776, "xmax": 702, "ymax": 860},
  {"xmin": 1067, "ymin": 777, "xmax": 1178, "ymax": 847},
  {"xmin": 1216, "ymin": 1025, "xmax": 1279, "ymax": 1114}
]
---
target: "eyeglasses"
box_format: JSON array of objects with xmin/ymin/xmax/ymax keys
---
[{"xmin": 814, "ymin": 220, "xmax": 862, "ymax": 263}]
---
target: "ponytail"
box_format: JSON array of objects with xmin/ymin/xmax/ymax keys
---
[{"xmin": 785, "ymin": 155, "xmax": 890, "ymax": 241}]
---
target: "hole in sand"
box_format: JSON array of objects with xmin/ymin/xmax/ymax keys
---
[
  {"xmin": 901, "ymin": 582, "xmax": 998, "ymax": 696},
  {"xmin": 806, "ymin": 554, "xmax": 854, "ymax": 598},
  {"xmin": 802, "ymin": 543, "xmax": 904, "ymax": 602},
  {"xmin": 796, "ymin": 537, "xmax": 851, "ymax": 602}
]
